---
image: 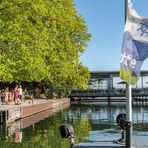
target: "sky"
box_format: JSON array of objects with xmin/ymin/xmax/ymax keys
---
[{"xmin": 74, "ymin": 0, "xmax": 148, "ymax": 71}]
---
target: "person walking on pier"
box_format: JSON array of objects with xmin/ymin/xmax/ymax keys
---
[
  {"xmin": 18, "ymin": 85, "xmax": 23, "ymax": 101},
  {"xmin": 14, "ymin": 85, "xmax": 20, "ymax": 105}
]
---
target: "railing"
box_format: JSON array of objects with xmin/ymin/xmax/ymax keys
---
[
  {"xmin": 69, "ymin": 88, "xmax": 148, "ymax": 104},
  {"xmin": 70, "ymin": 88, "xmax": 148, "ymax": 97}
]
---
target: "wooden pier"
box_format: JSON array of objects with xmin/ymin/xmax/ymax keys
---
[
  {"xmin": 0, "ymin": 98, "xmax": 70, "ymax": 124},
  {"xmin": 74, "ymin": 136, "xmax": 148, "ymax": 148},
  {"xmin": 0, "ymin": 101, "xmax": 70, "ymax": 138}
]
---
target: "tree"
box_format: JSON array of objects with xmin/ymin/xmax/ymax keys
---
[{"xmin": 0, "ymin": 0, "xmax": 91, "ymax": 93}]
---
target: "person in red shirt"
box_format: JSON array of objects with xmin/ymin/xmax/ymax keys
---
[{"xmin": 14, "ymin": 85, "xmax": 20, "ymax": 105}]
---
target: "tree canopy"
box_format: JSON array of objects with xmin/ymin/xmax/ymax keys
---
[{"xmin": 0, "ymin": 0, "xmax": 91, "ymax": 91}]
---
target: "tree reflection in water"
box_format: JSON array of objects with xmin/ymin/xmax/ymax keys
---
[{"xmin": 0, "ymin": 104, "xmax": 147, "ymax": 148}]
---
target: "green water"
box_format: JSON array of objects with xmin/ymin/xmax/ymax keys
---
[{"xmin": 0, "ymin": 104, "xmax": 148, "ymax": 148}]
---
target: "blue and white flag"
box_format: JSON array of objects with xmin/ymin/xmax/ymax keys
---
[{"xmin": 120, "ymin": 3, "xmax": 148, "ymax": 85}]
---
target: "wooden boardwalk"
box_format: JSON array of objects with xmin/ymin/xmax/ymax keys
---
[
  {"xmin": 0, "ymin": 98, "xmax": 70, "ymax": 123},
  {"xmin": 74, "ymin": 136, "xmax": 148, "ymax": 148},
  {"xmin": 0, "ymin": 101, "xmax": 70, "ymax": 138},
  {"xmin": 74, "ymin": 141, "xmax": 124, "ymax": 148}
]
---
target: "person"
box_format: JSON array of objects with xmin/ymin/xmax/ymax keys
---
[
  {"xmin": 52, "ymin": 92, "xmax": 57, "ymax": 99},
  {"xmin": 13, "ymin": 130, "xmax": 22, "ymax": 143},
  {"xmin": 14, "ymin": 130, "xmax": 19, "ymax": 143},
  {"xmin": 18, "ymin": 85, "xmax": 23, "ymax": 101},
  {"xmin": 14, "ymin": 85, "xmax": 20, "ymax": 105},
  {"xmin": 0, "ymin": 89, "xmax": 4, "ymax": 104},
  {"xmin": 4, "ymin": 87, "xmax": 10, "ymax": 105}
]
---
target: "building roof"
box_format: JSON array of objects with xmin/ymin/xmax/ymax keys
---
[{"xmin": 90, "ymin": 70, "xmax": 148, "ymax": 78}]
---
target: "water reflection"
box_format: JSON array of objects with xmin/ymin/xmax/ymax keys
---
[
  {"xmin": 0, "ymin": 104, "xmax": 147, "ymax": 147},
  {"xmin": 67, "ymin": 105, "xmax": 148, "ymax": 125},
  {"xmin": 13, "ymin": 131, "xmax": 22, "ymax": 143}
]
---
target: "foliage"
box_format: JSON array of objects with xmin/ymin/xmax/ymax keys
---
[
  {"xmin": 0, "ymin": 0, "xmax": 91, "ymax": 93},
  {"xmin": 0, "ymin": 110, "xmax": 91, "ymax": 148}
]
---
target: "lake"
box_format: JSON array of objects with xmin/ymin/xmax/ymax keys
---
[{"xmin": 0, "ymin": 104, "xmax": 147, "ymax": 148}]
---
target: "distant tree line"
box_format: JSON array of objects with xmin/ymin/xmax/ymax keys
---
[{"xmin": 0, "ymin": 0, "xmax": 91, "ymax": 93}]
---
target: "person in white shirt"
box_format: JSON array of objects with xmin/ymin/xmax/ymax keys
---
[{"xmin": 18, "ymin": 85, "xmax": 23, "ymax": 101}]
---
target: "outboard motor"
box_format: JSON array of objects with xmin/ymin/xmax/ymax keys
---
[
  {"xmin": 113, "ymin": 113, "xmax": 126, "ymax": 144},
  {"xmin": 59, "ymin": 124, "xmax": 75, "ymax": 146}
]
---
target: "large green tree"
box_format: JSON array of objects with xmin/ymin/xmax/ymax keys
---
[{"xmin": 0, "ymin": 0, "xmax": 91, "ymax": 91}]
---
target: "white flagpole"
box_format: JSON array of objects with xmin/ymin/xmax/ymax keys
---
[{"xmin": 125, "ymin": 0, "xmax": 133, "ymax": 147}]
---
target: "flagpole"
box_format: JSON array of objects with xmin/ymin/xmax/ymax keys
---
[
  {"xmin": 125, "ymin": 0, "xmax": 132, "ymax": 147},
  {"xmin": 126, "ymin": 83, "xmax": 132, "ymax": 148}
]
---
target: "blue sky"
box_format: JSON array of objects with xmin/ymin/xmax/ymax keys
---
[{"xmin": 74, "ymin": 0, "xmax": 148, "ymax": 71}]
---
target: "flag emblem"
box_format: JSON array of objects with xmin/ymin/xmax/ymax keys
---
[{"xmin": 137, "ymin": 23, "xmax": 148, "ymax": 36}]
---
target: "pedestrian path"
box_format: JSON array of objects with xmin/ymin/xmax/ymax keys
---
[{"xmin": 0, "ymin": 99, "xmax": 48, "ymax": 110}]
